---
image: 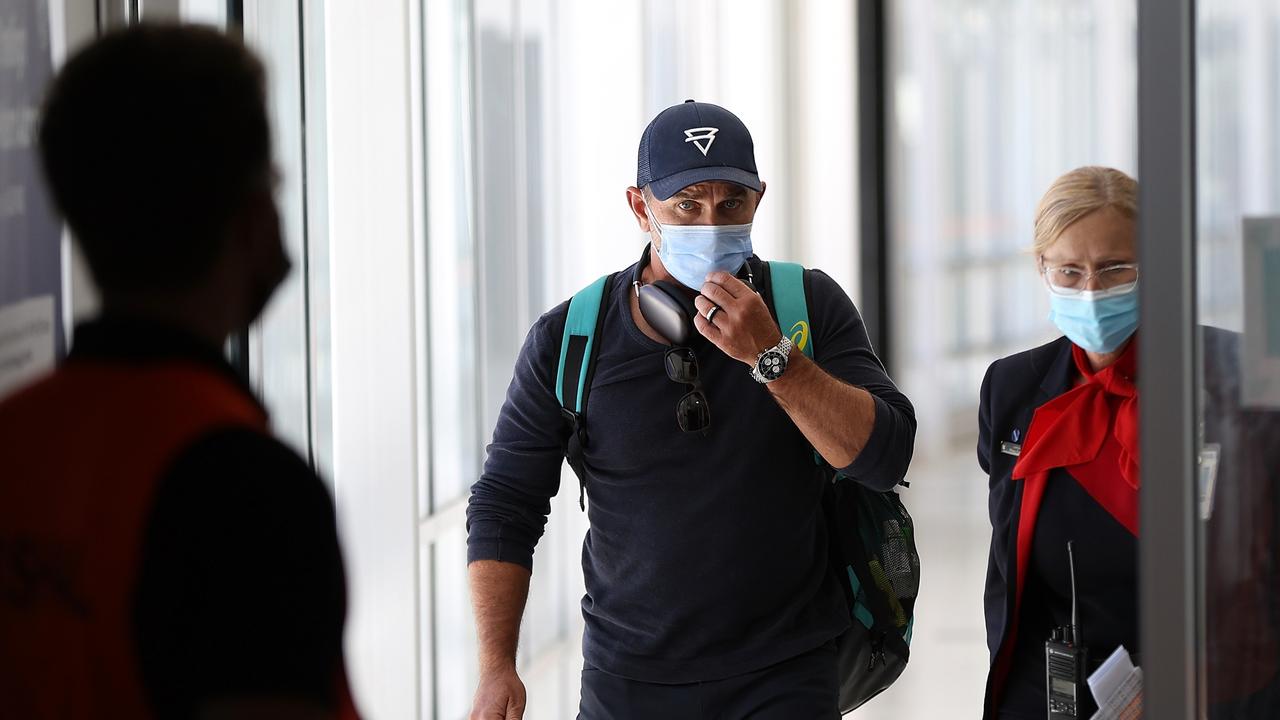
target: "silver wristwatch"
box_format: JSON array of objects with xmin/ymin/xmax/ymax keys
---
[{"xmin": 750, "ymin": 336, "xmax": 794, "ymax": 384}]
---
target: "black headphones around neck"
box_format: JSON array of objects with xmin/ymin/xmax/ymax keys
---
[{"xmin": 632, "ymin": 244, "xmax": 756, "ymax": 346}]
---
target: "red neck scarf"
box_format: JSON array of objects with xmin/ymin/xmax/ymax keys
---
[
  {"xmin": 1012, "ymin": 339, "xmax": 1140, "ymax": 532},
  {"xmin": 991, "ymin": 339, "xmax": 1141, "ymax": 714}
]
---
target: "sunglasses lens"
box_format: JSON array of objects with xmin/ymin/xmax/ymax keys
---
[
  {"xmin": 665, "ymin": 347, "xmax": 699, "ymax": 383},
  {"xmin": 676, "ymin": 390, "xmax": 711, "ymax": 433}
]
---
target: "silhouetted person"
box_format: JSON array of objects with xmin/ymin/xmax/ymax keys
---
[{"xmin": 0, "ymin": 24, "xmax": 358, "ymax": 720}]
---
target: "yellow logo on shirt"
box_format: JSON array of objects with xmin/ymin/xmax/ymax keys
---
[{"xmin": 789, "ymin": 321, "xmax": 810, "ymax": 352}]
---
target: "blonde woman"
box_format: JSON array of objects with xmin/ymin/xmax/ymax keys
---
[
  {"xmin": 977, "ymin": 167, "xmax": 1141, "ymax": 718},
  {"xmin": 976, "ymin": 166, "xmax": 1280, "ymax": 718}
]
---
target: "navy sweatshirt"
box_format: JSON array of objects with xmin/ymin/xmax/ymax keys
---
[{"xmin": 466, "ymin": 260, "xmax": 916, "ymax": 683}]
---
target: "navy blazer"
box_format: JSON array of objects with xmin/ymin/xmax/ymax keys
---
[
  {"xmin": 977, "ymin": 336, "xmax": 1074, "ymax": 717},
  {"xmin": 978, "ymin": 329, "xmax": 1280, "ymax": 717}
]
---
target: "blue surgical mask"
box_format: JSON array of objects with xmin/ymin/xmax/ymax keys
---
[
  {"xmin": 645, "ymin": 201, "xmax": 753, "ymax": 290},
  {"xmin": 1046, "ymin": 284, "xmax": 1139, "ymax": 353}
]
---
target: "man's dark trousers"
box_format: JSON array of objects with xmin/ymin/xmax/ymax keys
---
[{"xmin": 578, "ymin": 640, "xmax": 840, "ymax": 719}]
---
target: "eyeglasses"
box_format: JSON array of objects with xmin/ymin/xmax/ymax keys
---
[
  {"xmin": 664, "ymin": 346, "xmax": 711, "ymax": 434},
  {"xmin": 1039, "ymin": 259, "xmax": 1140, "ymax": 297}
]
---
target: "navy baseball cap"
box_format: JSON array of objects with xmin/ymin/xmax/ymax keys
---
[{"xmin": 636, "ymin": 100, "xmax": 762, "ymax": 201}]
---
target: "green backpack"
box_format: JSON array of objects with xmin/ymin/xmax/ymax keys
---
[{"xmin": 554, "ymin": 261, "xmax": 920, "ymax": 713}]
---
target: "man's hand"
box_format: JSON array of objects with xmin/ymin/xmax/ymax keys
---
[
  {"xmin": 468, "ymin": 560, "xmax": 530, "ymax": 720},
  {"xmin": 693, "ymin": 271, "xmax": 782, "ymax": 365},
  {"xmin": 470, "ymin": 666, "xmax": 526, "ymax": 720}
]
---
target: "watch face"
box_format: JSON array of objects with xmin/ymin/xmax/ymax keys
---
[{"xmin": 759, "ymin": 350, "xmax": 787, "ymax": 380}]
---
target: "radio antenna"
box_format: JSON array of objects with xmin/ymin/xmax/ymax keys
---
[{"xmin": 1067, "ymin": 541, "xmax": 1081, "ymax": 647}]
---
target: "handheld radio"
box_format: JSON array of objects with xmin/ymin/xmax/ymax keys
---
[{"xmin": 1046, "ymin": 541, "xmax": 1088, "ymax": 719}]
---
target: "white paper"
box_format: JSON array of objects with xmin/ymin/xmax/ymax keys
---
[
  {"xmin": 1088, "ymin": 645, "xmax": 1143, "ymax": 720},
  {"xmin": 0, "ymin": 294, "xmax": 55, "ymax": 400},
  {"xmin": 1242, "ymin": 217, "xmax": 1280, "ymax": 409},
  {"xmin": 1199, "ymin": 443, "xmax": 1221, "ymax": 521}
]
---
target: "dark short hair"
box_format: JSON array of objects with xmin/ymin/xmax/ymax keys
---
[{"xmin": 38, "ymin": 23, "xmax": 271, "ymax": 294}]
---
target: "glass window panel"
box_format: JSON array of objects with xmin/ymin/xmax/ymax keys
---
[
  {"xmin": 243, "ymin": 0, "xmax": 313, "ymax": 463},
  {"xmin": 473, "ymin": 0, "xmax": 524, "ymax": 447},
  {"xmin": 544, "ymin": 0, "xmax": 646, "ymax": 292},
  {"xmin": 889, "ymin": 0, "xmax": 1136, "ymax": 458},
  {"xmin": 554, "ymin": 467, "xmax": 591, "ymax": 707},
  {"xmin": 435, "ymin": 528, "xmax": 479, "ymax": 720},
  {"xmin": 139, "ymin": 0, "xmax": 225, "ymax": 24},
  {"xmin": 640, "ymin": 0, "xmax": 859, "ymax": 286},
  {"xmin": 419, "ymin": 544, "xmax": 435, "ymax": 720},
  {"xmin": 136, "ymin": 0, "xmax": 180, "ymax": 21},
  {"xmin": 520, "ymin": 497, "xmax": 566, "ymax": 666},
  {"xmin": 425, "ymin": 0, "xmax": 480, "ymax": 514},
  {"xmin": 883, "ymin": 3, "xmax": 1136, "ymax": 719},
  {"xmin": 519, "ymin": 0, "xmax": 555, "ymax": 320},
  {"xmin": 1196, "ymin": 1, "xmax": 1280, "ymax": 716},
  {"xmin": 177, "ymin": 0, "xmax": 225, "ymax": 25},
  {"xmin": 301, "ymin": 0, "xmax": 332, "ymax": 482},
  {"xmin": 521, "ymin": 655, "xmax": 565, "ymax": 720}
]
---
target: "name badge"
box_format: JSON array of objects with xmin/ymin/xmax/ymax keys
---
[{"xmin": 1000, "ymin": 441, "xmax": 1022, "ymax": 457}]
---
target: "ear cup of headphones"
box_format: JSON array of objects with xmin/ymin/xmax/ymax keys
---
[
  {"xmin": 638, "ymin": 281, "xmax": 697, "ymax": 345},
  {"xmin": 652, "ymin": 280, "xmax": 698, "ymax": 318}
]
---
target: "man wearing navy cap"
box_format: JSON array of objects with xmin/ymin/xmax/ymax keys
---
[{"xmin": 467, "ymin": 101, "xmax": 916, "ymax": 718}]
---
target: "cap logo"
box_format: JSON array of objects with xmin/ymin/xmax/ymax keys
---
[{"xmin": 683, "ymin": 127, "xmax": 719, "ymax": 156}]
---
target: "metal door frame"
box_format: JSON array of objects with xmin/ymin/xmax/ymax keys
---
[{"xmin": 1137, "ymin": 0, "xmax": 1203, "ymax": 717}]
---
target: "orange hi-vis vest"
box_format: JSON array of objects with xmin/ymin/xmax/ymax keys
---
[{"xmin": 0, "ymin": 360, "xmax": 356, "ymax": 718}]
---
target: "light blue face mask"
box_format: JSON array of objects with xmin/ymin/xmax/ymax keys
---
[
  {"xmin": 1046, "ymin": 283, "xmax": 1139, "ymax": 353},
  {"xmin": 645, "ymin": 201, "xmax": 753, "ymax": 290}
]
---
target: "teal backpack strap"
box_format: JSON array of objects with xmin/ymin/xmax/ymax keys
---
[
  {"xmin": 765, "ymin": 261, "xmax": 823, "ymax": 467},
  {"xmin": 767, "ymin": 261, "xmax": 814, "ymax": 360},
  {"xmin": 767, "ymin": 262, "xmax": 917, "ymax": 711},
  {"xmin": 555, "ymin": 273, "xmax": 615, "ymax": 510}
]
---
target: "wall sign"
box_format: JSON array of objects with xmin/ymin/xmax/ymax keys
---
[{"xmin": 0, "ymin": 0, "xmax": 62, "ymax": 399}]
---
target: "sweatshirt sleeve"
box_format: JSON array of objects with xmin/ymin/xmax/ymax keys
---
[
  {"xmin": 465, "ymin": 303, "xmax": 571, "ymax": 572},
  {"xmin": 805, "ymin": 269, "xmax": 917, "ymax": 491}
]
